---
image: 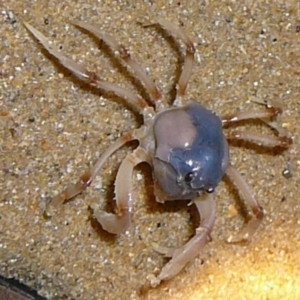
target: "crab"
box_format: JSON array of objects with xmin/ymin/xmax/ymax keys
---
[{"xmin": 24, "ymin": 18, "xmax": 292, "ymax": 282}]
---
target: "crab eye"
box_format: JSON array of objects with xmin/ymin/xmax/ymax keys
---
[
  {"xmin": 206, "ymin": 186, "xmax": 214, "ymax": 193},
  {"xmin": 184, "ymin": 172, "xmax": 194, "ymax": 183}
]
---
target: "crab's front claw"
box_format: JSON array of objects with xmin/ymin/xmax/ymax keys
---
[{"xmin": 94, "ymin": 210, "xmax": 131, "ymax": 234}]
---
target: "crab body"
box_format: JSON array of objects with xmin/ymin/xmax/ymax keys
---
[
  {"xmin": 24, "ymin": 18, "xmax": 291, "ymax": 283},
  {"xmin": 152, "ymin": 101, "xmax": 229, "ymax": 201}
]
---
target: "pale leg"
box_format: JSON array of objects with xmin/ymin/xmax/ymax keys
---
[
  {"xmin": 226, "ymin": 164, "xmax": 264, "ymax": 243},
  {"xmin": 72, "ymin": 21, "xmax": 162, "ymax": 104},
  {"xmin": 94, "ymin": 147, "xmax": 150, "ymax": 234},
  {"xmin": 156, "ymin": 193, "xmax": 215, "ymax": 281},
  {"xmin": 49, "ymin": 131, "xmax": 138, "ymax": 209},
  {"xmin": 23, "ymin": 22, "xmax": 149, "ymax": 112},
  {"xmin": 226, "ymin": 129, "xmax": 292, "ymax": 148},
  {"xmin": 155, "ymin": 18, "xmax": 195, "ymax": 105},
  {"xmin": 222, "ymin": 105, "xmax": 292, "ymax": 148},
  {"xmin": 222, "ymin": 106, "xmax": 282, "ymax": 124}
]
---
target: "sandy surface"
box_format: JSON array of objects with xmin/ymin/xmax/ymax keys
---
[{"xmin": 1, "ymin": 1, "xmax": 300, "ymax": 299}]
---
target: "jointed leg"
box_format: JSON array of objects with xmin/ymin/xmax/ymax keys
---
[
  {"xmin": 94, "ymin": 147, "xmax": 149, "ymax": 234},
  {"xmin": 226, "ymin": 129, "xmax": 292, "ymax": 148},
  {"xmin": 49, "ymin": 131, "xmax": 138, "ymax": 209},
  {"xmin": 155, "ymin": 18, "xmax": 195, "ymax": 105},
  {"xmin": 72, "ymin": 21, "xmax": 162, "ymax": 105},
  {"xmin": 156, "ymin": 193, "xmax": 215, "ymax": 281},
  {"xmin": 222, "ymin": 106, "xmax": 282, "ymax": 124},
  {"xmin": 226, "ymin": 164, "xmax": 264, "ymax": 243},
  {"xmin": 24, "ymin": 22, "xmax": 149, "ymax": 113},
  {"xmin": 222, "ymin": 105, "xmax": 292, "ymax": 148}
]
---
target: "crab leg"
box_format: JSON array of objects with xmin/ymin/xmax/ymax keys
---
[
  {"xmin": 156, "ymin": 18, "xmax": 195, "ymax": 105},
  {"xmin": 157, "ymin": 192, "xmax": 215, "ymax": 281},
  {"xmin": 223, "ymin": 105, "xmax": 292, "ymax": 148},
  {"xmin": 49, "ymin": 131, "xmax": 138, "ymax": 209},
  {"xmin": 222, "ymin": 106, "xmax": 282, "ymax": 124},
  {"xmin": 94, "ymin": 147, "xmax": 149, "ymax": 234},
  {"xmin": 72, "ymin": 21, "xmax": 162, "ymax": 105},
  {"xmin": 226, "ymin": 130, "xmax": 292, "ymax": 148},
  {"xmin": 24, "ymin": 22, "xmax": 148, "ymax": 112},
  {"xmin": 225, "ymin": 164, "xmax": 264, "ymax": 243}
]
